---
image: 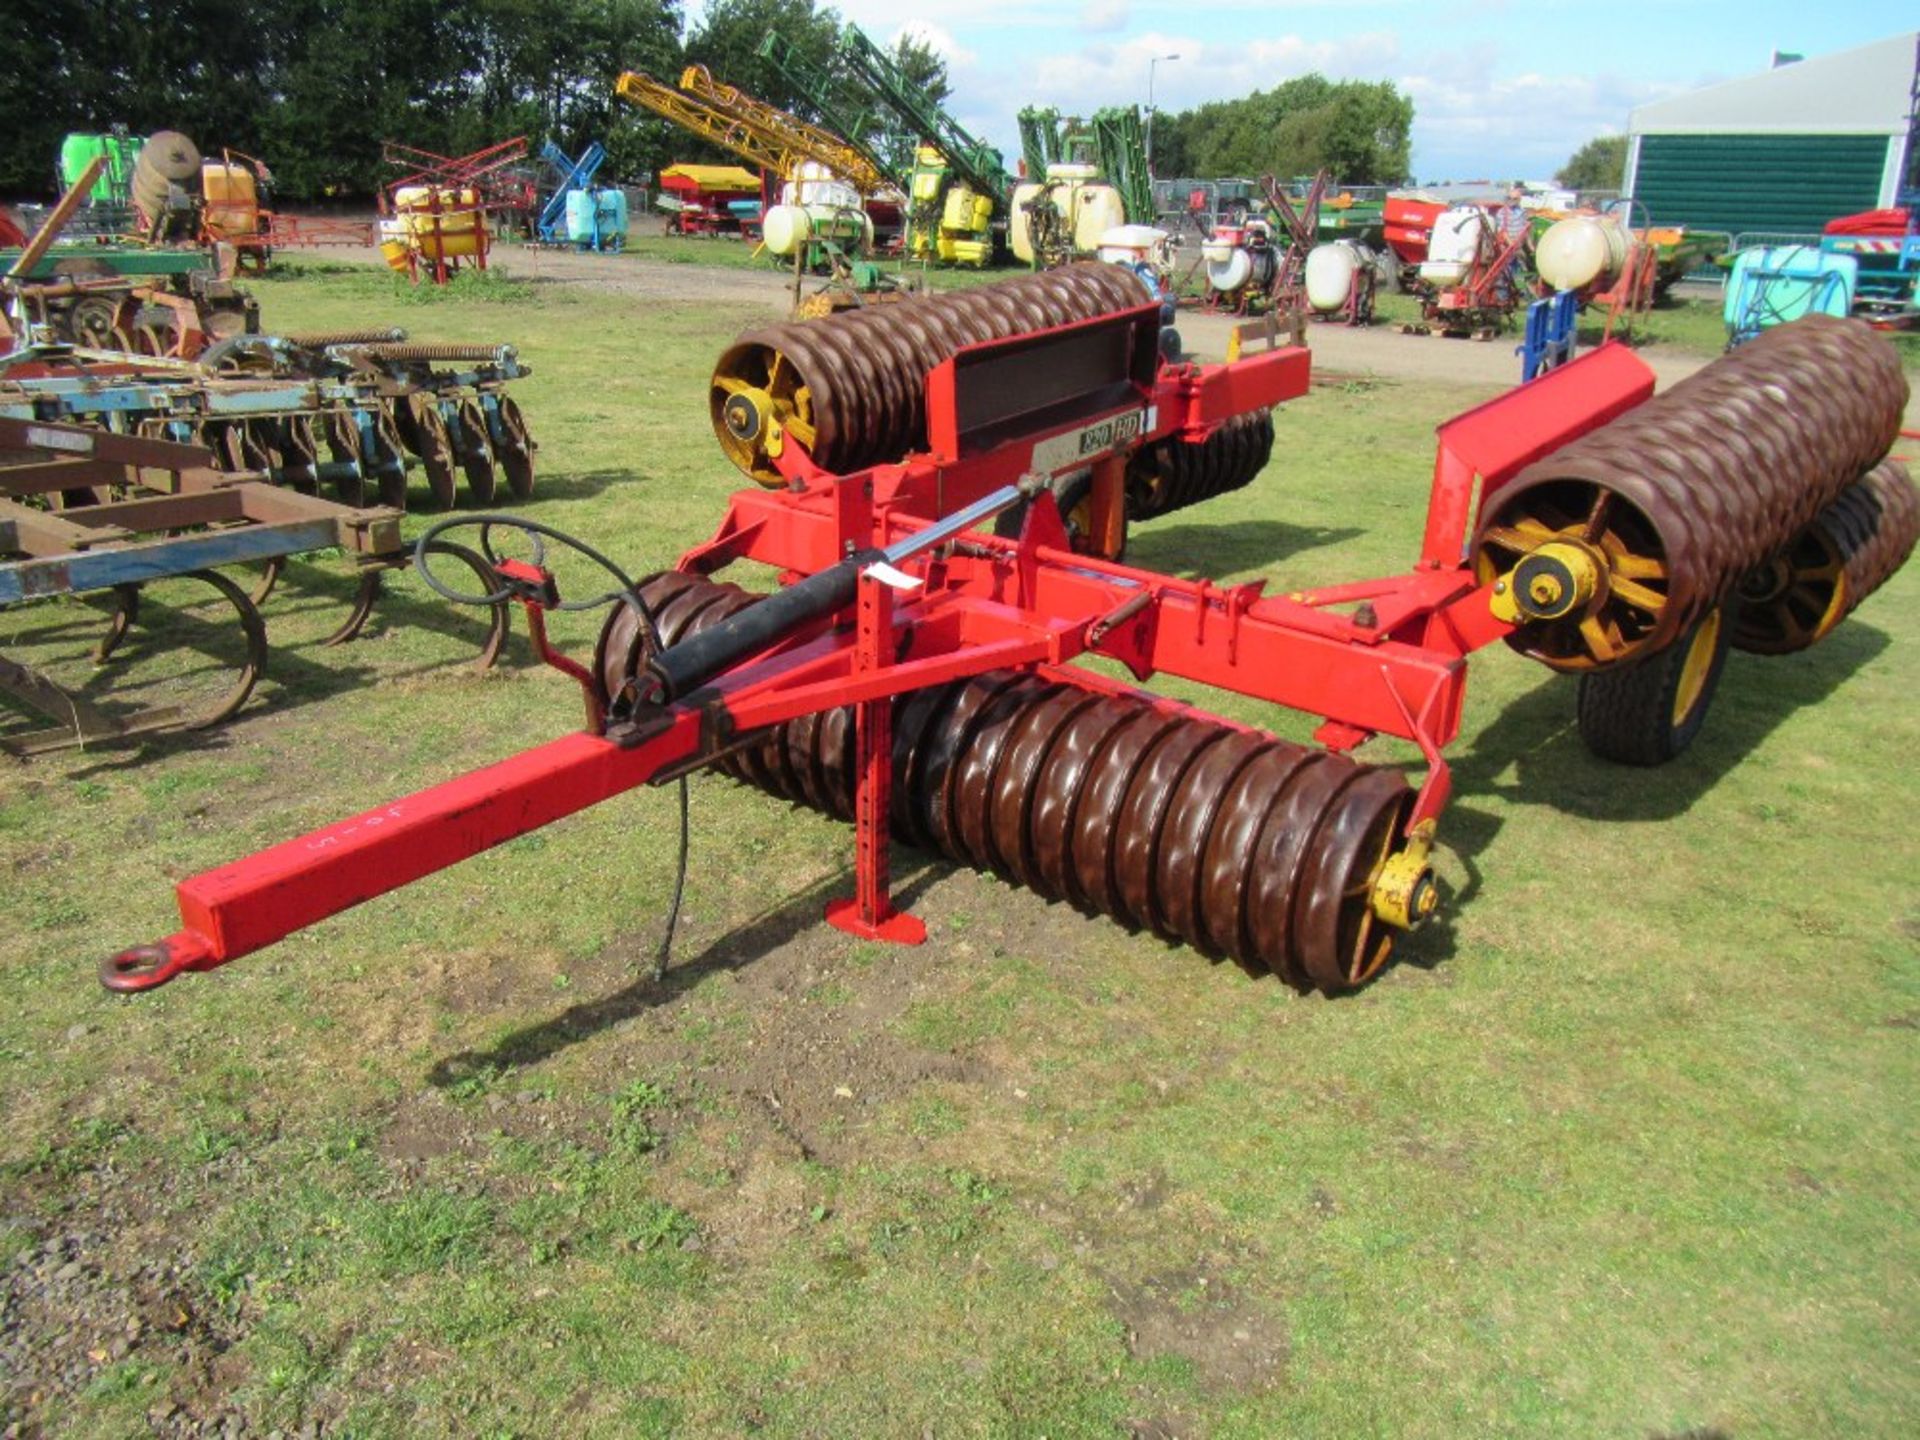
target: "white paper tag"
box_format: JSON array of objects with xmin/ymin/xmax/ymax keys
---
[{"xmin": 863, "ymin": 560, "xmax": 923, "ymax": 591}]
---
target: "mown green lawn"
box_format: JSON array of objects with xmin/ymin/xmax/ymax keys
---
[{"xmin": 1, "ymin": 261, "xmax": 1914, "ymax": 1438}]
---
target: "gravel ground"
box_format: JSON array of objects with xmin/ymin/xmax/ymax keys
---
[{"xmin": 291, "ymin": 209, "xmax": 1721, "ymax": 391}]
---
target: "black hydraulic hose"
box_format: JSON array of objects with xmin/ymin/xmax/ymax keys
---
[
  {"xmin": 410, "ymin": 514, "xmax": 688, "ymax": 983},
  {"xmin": 643, "ymin": 547, "xmax": 881, "ymax": 703},
  {"xmin": 641, "ymin": 482, "xmax": 1029, "ymax": 702}
]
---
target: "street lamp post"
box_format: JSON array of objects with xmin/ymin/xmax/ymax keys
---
[{"xmin": 1145, "ymin": 52, "xmax": 1181, "ymax": 179}]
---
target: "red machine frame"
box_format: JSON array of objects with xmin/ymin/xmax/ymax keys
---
[
  {"xmin": 102, "ymin": 304, "xmax": 1657, "ymax": 990},
  {"xmin": 380, "ymin": 139, "xmax": 537, "ymax": 220},
  {"xmin": 1420, "ymin": 213, "xmax": 1532, "ymax": 336}
]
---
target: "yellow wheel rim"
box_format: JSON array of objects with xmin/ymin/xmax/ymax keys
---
[
  {"xmin": 1064, "ymin": 492, "xmax": 1092, "ymax": 541},
  {"xmin": 1671, "ymin": 607, "xmax": 1722, "ymax": 728}
]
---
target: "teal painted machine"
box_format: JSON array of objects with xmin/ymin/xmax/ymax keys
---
[
  {"xmin": 563, "ymin": 188, "xmax": 628, "ymax": 251},
  {"xmin": 537, "ymin": 142, "xmax": 628, "ymax": 252},
  {"xmin": 1723, "ymin": 245, "xmax": 1856, "ymax": 346}
]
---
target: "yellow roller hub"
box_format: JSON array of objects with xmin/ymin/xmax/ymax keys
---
[
  {"xmin": 1369, "ymin": 819, "xmax": 1440, "ymax": 932},
  {"xmin": 709, "ymin": 348, "xmax": 816, "ymax": 486},
  {"xmin": 1477, "ymin": 488, "xmax": 1669, "ymax": 667},
  {"xmin": 1489, "ymin": 537, "xmax": 1606, "ymax": 625},
  {"xmin": 1670, "ymin": 605, "xmax": 1722, "ymax": 727}
]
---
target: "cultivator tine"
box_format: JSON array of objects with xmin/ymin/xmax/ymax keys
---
[
  {"xmin": 422, "ymin": 540, "xmax": 510, "ymax": 669},
  {"xmin": 322, "ymin": 543, "xmax": 508, "ymax": 670},
  {"xmin": 248, "ymin": 555, "xmax": 284, "ymax": 606},
  {"xmin": 1, "ymin": 569, "xmax": 268, "ymax": 757},
  {"xmin": 325, "ymin": 570, "xmax": 384, "ymax": 648},
  {"xmin": 174, "ymin": 570, "xmax": 269, "ymax": 731},
  {"xmin": 93, "ymin": 585, "xmax": 140, "ymax": 664}
]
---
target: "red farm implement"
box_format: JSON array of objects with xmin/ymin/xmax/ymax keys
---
[{"xmin": 97, "ymin": 269, "xmax": 1916, "ymax": 1000}]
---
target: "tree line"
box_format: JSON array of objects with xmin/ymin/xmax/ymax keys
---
[
  {"xmin": 0, "ymin": 0, "xmax": 910, "ymax": 201},
  {"xmin": 1150, "ymin": 77, "xmax": 1415, "ymax": 185},
  {"xmin": 0, "ymin": 0, "xmax": 1410, "ymax": 203}
]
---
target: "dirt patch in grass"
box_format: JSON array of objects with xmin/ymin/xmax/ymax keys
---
[{"xmin": 1108, "ymin": 1259, "xmax": 1291, "ymax": 1392}]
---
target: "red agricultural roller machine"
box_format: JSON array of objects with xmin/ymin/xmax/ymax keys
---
[{"xmin": 99, "ymin": 268, "xmax": 1916, "ymax": 999}]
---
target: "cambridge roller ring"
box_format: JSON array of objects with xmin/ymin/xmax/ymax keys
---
[
  {"xmin": 598, "ymin": 572, "xmax": 1437, "ymax": 996},
  {"xmin": 709, "ymin": 263, "xmax": 1157, "ymax": 483},
  {"xmin": 1472, "ymin": 314, "xmax": 1910, "ymax": 672}
]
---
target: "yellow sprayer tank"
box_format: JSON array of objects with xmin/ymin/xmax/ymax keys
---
[
  {"xmin": 199, "ymin": 160, "xmax": 259, "ymax": 243},
  {"xmin": 378, "ymin": 219, "xmax": 412, "ymax": 272},
  {"xmin": 941, "ymin": 185, "xmax": 992, "ymax": 236},
  {"xmin": 912, "ymin": 147, "xmax": 946, "ymax": 203},
  {"xmin": 395, "ymin": 185, "xmax": 487, "ymax": 258}
]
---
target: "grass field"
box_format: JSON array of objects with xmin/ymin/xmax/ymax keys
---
[{"xmin": 1, "ymin": 259, "xmax": 1916, "ymax": 1438}]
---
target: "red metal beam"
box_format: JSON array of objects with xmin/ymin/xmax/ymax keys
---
[{"xmin": 104, "ymin": 720, "xmax": 704, "ymax": 990}]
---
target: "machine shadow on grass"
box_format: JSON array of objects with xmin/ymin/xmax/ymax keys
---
[
  {"xmin": 500, "ymin": 466, "xmax": 633, "ymax": 504},
  {"xmin": 1455, "ymin": 620, "xmax": 1891, "ymax": 823},
  {"xmin": 1390, "ymin": 800, "xmax": 1501, "ymax": 980},
  {"xmin": 427, "ymin": 865, "xmax": 943, "ymax": 1089},
  {"xmin": 1126, "ymin": 519, "xmax": 1365, "ymax": 576}
]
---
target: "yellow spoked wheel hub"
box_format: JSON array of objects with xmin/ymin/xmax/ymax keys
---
[
  {"xmin": 1671, "ymin": 606, "xmax": 1722, "ymax": 727},
  {"xmin": 1477, "ymin": 485, "xmax": 1670, "ymax": 667},
  {"xmin": 710, "ymin": 347, "xmax": 817, "ymax": 486},
  {"xmin": 1489, "ymin": 538, "xmax": 1605, "ymax": 624}
]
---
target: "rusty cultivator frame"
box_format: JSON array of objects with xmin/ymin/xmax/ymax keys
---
[
  {"xmin": 97, "ymin": 267, "xmax": 1915, "ymax": 999},
  {"xmin": 0, "ymin": 333, "xmax": 535, "ymax": 512},
  {"xmin": 0, "ymin": 417, "xmax": 507, "ymax": 755}
]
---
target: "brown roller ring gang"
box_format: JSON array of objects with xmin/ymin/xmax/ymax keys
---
[
  {"xmin": 709, "ymin": 263, "xmax": 1153, "ymax": 483},
  {"xmin": 601, "ymin": 572, "xmax": 1423, "ymax": 994},
  {"xmin": 1472, "ymin": 314, "xmax": 1908, "ymax": 672},
  {"xmin": 1734, "ymin": 459, "xmax": 1920, "ymax": 654}
]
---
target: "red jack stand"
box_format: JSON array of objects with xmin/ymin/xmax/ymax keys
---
[{"xmin": 825, "ymin": 561, "xmax": 927, "ymax": 945}]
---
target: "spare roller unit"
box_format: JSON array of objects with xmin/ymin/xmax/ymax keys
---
[{"xmin": 96, "ymin": 274, "xmax": 1916, "ymax": 1003}]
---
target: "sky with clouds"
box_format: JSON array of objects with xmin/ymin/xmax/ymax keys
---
[{"xmin": 701, "ymin": 2, "xmax": 1909, "ymax": 184}]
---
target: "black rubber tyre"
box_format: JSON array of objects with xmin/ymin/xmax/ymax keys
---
[{"xmin": 1575, "ymin": 606, "xmax": 1732, "ymax": 766}]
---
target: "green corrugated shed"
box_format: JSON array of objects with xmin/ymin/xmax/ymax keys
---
[{"xmin": 1632, "ymin": 134, "xmax": 1894, "ymax": 233}]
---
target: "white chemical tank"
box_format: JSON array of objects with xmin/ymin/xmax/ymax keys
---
[
  {"xmin": 1010, "ymin": 180, "xmax": 1047, "ymax": 264},
  {"xmin": 1305, "ymin": 241, "xmax": 1393, "ymax": 311},
  {"xmin": 1536, "ymin": 215, "xmax": 1629, "ymax": 293},
  {"xmin": 1208, "ymin": 247, "xmax": 1253, "ymax": 293},
  {"xmin": 781, "ymin": 163, "xmax": 861, "ymax": 212},
  {"xmin": 1305, "ymin": 242, "xmax": 1357, "ymax": 311},
  {"xmin": 1419, "ymin": 205, "xmax": 1491, "ymax": 287},
  {"xmin": 1071, "ymin": 184, "xmax": 1127, "ymax": 254},
  {"xmin": 1095, "ymin": 224, "xmax": 1168, "ymax": 267},
  {"xmin": 763, "ymin": 203, "xmax": 872, "ymax": 258}
]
